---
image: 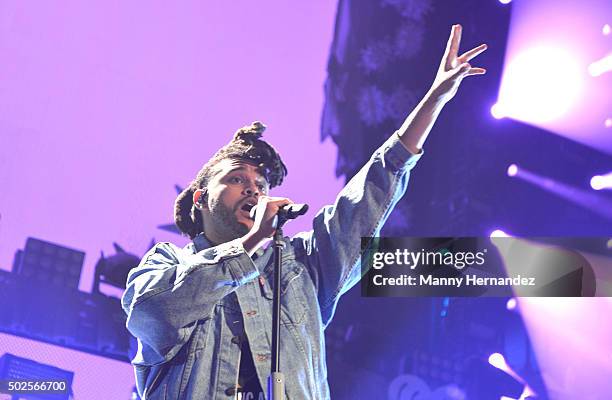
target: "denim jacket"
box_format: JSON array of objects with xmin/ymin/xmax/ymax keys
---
[{"xmin": 122, "ymin": 133, "xmax": 421, "ymax": 399}]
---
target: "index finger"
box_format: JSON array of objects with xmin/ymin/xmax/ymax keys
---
[{"xmin": 458, "ymin": 43, "xmax": 488, "ymax": 63}]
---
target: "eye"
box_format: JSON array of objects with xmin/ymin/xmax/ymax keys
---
[{"xmin": 229, "ymin": 176, "xmax": 244, "ymax": 184}]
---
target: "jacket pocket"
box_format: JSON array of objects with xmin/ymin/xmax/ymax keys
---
[{"xmin": 259, "ymin": 262, "xmax": 308, "ymax": 325}]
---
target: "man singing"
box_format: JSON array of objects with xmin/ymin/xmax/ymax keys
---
[{"xmin": 122, "ymin": 25, "xmax": 486, "ymax": 399}]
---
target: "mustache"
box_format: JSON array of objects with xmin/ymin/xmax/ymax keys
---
[{"xmin": 234, "ymin": 196, "xmax": 258, "ymax": 213}]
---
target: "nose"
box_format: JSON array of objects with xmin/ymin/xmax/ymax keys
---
[{"xmin": 243, "ymin": 182, "xmax": 260, "ymax": 197}]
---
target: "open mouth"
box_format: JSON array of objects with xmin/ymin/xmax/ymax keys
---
[{"xmin": 238, "ymin": 200, "xmax": 256, "ymax": 216}]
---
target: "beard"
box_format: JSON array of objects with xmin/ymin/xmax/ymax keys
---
[{"xmin": 207, "ymin": 197, "xmax": 249, "ymax": 241}]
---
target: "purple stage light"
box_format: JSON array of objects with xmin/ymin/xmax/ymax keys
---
[
  {"xmin": 590, "ymin": 173, "xmax": 612, "ymax": 190},
  {"xmin": 491, "ymin": 103, "xmax": 505, "ymax": 119},
  {"xmin": 506, "ymin": 297, "xmax": 518, "ymax": 311},
  {"xmin": 591, "ymin": 176, "xmax": 604, "ymax": 190},
  {"xmin": 499, "ymin": 0, "xmax": 512, "ymax": 4},
  {"xmin": 488, "ymin": 353, "xmax": 507, "ymax": 370},
  {"xmin": 490, "ymin": 229, "xmax": 510, "ymax": 238},
  {"xmin": 496, "ymin": 0, "xmax": 612, "ymax": 154},
  {"xmin": 507, "ymin": 164, "xmax": 518, "ymax": 177},
  {"xmin": 518, "ymin": 297, "xmax": 612, "ymax": 398},
  {"xmin": 498, "ymin": 46, "xmax": 584, "ymax": 124},
  {"xmin": 489, "ymin": 229, "xmax": 513, "ymax": 254}
]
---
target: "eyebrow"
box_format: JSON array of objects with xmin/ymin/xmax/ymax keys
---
[
  {"xmin": 227, "ymin": 166, "xmax": 248, "ymax": 173},
  {"xmin": 225, "ymin": 166, "xmax": 268, "ymax": 185}
]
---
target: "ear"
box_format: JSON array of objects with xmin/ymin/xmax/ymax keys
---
[{"xmin": 193, "ymin": 189, "xmax": 208, "ymax": 210}]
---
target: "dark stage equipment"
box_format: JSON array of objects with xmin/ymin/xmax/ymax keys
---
[
  {"xmin": 92, "ymin": 243, "xmax": 142, "ymax": 294},
  {"xmin": 13, "ymin": 238, "xmax": 84, "ymax": 289},
  {"xmin": 1, "ymin": 266, "xmax": 130, "ymax": 361}
]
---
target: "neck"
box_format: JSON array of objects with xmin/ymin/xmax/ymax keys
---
[{"xmin": 202, "ymin": 226, "xmax": 225, "ymax": 246}]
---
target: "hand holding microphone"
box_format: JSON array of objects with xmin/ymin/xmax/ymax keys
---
[
  {"xmin": 240, "ymin": 196, "xmax": 309, "ymax": 255},
  {"xmin": 249, "ymin": 202, "xmax": 309, "ymax": 222},
  {"xmin": 248, "ymin": 196, "xmax": 309, "ymax": 233}
]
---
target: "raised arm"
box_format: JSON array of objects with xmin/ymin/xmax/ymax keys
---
[
  {"xmin": 294, "ymin": 134, "xmax": 419, "ymax": 326},
  {"xmin": 296, "ymin": 24, "xmax": 487, "ymax": 326}
]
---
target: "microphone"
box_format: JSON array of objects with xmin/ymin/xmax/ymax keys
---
[{"xmin": 249, "ymin": 203, "xmax": 309, "ymax": 221}]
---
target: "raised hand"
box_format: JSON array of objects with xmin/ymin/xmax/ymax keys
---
[
  {"xmin": 430, "ymin": 24, "xmax": 487, "ymax": 104},
  {"xmin": 396, "ymin": 25, "xmax": 488, "ymax": 153}
]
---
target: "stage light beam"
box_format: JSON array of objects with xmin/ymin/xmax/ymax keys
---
[
  {"xmin": 588, "ymin": 54, "xmax": 612, "ymax": 77},
  {"xmin": 506, "ymin": 164, "xmax": 612, "ymax": 218}
]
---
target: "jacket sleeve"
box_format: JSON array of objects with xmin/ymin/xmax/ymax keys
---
[
  {"xmin": 121, "ymin": 238, "xmax": 259, "ymax": 364},
  {"xmin": 293, "ymin": 133, "xmax": 422, "ymax": 327}
]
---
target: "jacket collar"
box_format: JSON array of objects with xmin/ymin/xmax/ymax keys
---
[{"xmin": 192, "ymin": 232, "xmax": 268, "ymax": 260}]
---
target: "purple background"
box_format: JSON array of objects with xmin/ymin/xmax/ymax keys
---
[
  {"xmin": 1, "ymin": 2, "xmax": 341, "ymax": 398},
  {"xmin": 0, "ymin": 1, "xmax": 342, "ymax": 292}
]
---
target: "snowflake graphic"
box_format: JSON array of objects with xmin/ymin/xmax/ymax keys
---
[
  {"xmin": 394, "ymin": 23, "xmax": 425, "ymax": 59},
  {"xmin": 360, "ymin": 39, "xmax": 394, "ymax": 74},
  {"xmin": 358, "ymin": 85, "xmax": 417, "ymax": 126},
  {"xmin": 358, "ymin": 85, "xmax": 388, "ymax": 126}
]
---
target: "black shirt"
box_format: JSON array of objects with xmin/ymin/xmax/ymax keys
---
[{"xmin": 238, "ymin": 339, "xmax": 265, "ymax": 399}]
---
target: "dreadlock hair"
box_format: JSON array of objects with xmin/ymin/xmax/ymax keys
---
[{"xmin": 174, "ymin": 121, "xmax": 288, "ymax": 239}]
